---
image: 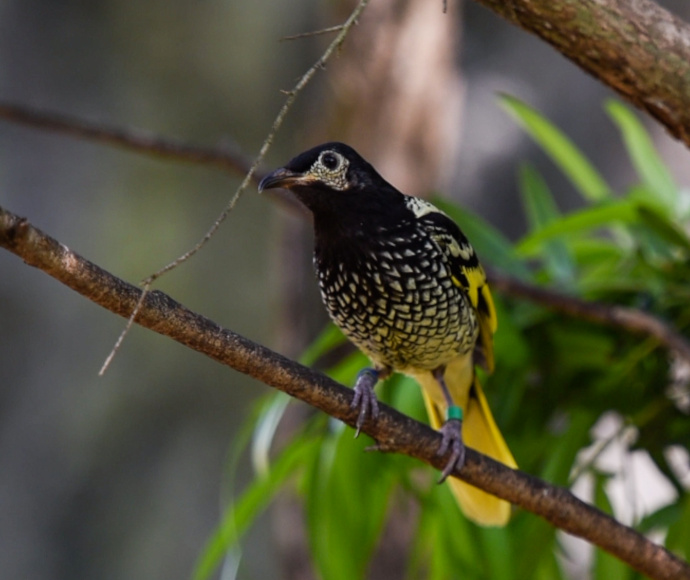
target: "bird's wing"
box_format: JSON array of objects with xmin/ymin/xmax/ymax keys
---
[{"xmin": 421, "ymin": 210, "xmax": 498, "ymax": 372}]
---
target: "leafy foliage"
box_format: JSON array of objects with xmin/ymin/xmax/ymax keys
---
[{"xmin": 197, "ymin": 100, "xmax": 690, "ymax": 579}]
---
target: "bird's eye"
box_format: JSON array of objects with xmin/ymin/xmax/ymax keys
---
[{"xmin": 320, "ymin": 151, "xmax": 340, "ymax": 171}]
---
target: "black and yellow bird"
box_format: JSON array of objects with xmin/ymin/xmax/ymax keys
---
[{"xmin": 259, "ymin": 143, "xmax": 516, "ymax": 526}]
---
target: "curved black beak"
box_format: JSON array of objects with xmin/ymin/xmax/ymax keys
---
[
  {"xmin": 258, "ymin": 168, "xmax": 302, "ymax": 192},
  {"xmin": 258, "ymin": 167, "xmax": 322, "ymax": 192}
]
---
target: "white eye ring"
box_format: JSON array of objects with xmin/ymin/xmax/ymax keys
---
[{"xmin": 319, "ymin": 151, "xmax": 341, "ymax": 171}]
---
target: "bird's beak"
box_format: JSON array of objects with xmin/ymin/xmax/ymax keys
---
[{"xmin": 258, "ymin": 168, "xmax": 315, "ymax": 192}]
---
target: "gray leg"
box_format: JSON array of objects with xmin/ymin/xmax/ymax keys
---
[
  {"xmin": 351, "ymin": 366, "xmax": 389, "ymax": 437},
  {"xmin": 433, "ymin": 367, "xmax": 466, "ymax": 482}
]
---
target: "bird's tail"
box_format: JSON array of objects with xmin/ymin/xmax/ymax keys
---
[{"xmin": 415, "ymin": 357, "xmax": 517, "ymax": 526}]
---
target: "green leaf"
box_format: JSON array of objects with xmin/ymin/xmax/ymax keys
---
[
  {"xmin": 568, "ymin": 238, "xmax": 626, "ymax": 267},
  {"xmin": 593, "ymin": 473, "xmax": 632, "ymax": 580},
  {"xmin": 547, "ymin": 326, "xmax": 615, "ymax": 372},
  {"xmin": 411, "ymin": 485, "xmax": 482, "ymax": 579},
  {"xmin": 499, "ymin": 94, "xmax": 611, "ymax": 202},
  {"xmin": 479, "ymin": 527, "xmax": 514, "ymax": 580},
  {"xmin": 299, "ymin": 323, "xmax": 347, "ymax": 367},
  {"xmin": 306, "ymin": 428, "xmax": 395, "ymax": 580},
  {"xmin": 540, "ymin": 409, "xmax": 595, "ymax": 486},
  {"xmin": 519, "ymin": 163, "xmax": 575, "ymax": 281},
  {"xmin": 637, "ymin": 502, "xmax": 683, "ymax": 535},
  {"xmin": 384, "ymin": 373, "xmax": 427, "ymax": 423},
  {"xmin": 516, "ymin": 199, "xmax": 640, "ymax": 256},
  {"xmin": 520, "ymin": 163, "xmax": 562, "ymax": 231},
  {"xmin": 250, "ymin": 391, "xmax": 291, "ymax": 476},
  {"xmin": 327, "ymin": 349, "xmax": 369, "ymax": 385},
  {"xmin": 433, "ymin": 198, "xmax": 532, "ymax": 281},
  {"xmin": 193, "ymin": 434, "xmax": 321, "ymax": 580},
  {"xmin": 635, "ymin": 203, "xmax": 690, "ymax": 252},
  {"xmin": 666, "ymin": 493, "xmax": 690, "ymax": 560},
  {"xmin": 606, "ymin": 100, "xmax": 677, "ymax": 210},
  {"xmin": 512, "ymin": 515, "xmax": 562, "ymax": 580}
]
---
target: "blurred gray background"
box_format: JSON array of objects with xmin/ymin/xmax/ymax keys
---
[{"xmin": 1, "ymin": 1, "xmax": 688, "ymax": 579}]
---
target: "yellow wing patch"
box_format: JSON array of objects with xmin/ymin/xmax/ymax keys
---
[{"xmin": 441, "ymin": 234, "xmax": 497, "ymax": 373}]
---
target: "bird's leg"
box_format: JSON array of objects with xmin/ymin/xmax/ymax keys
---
[
  {"xmin": 351, "ymin": 366, "xmax": 389, "ymax": 437},
  {"xmin": 433, "ymin": 366, "xmax": 466, "ymax": 482}
]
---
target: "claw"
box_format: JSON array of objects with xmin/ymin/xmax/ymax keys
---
[
  {"xmin": 351, "ymin": 368, "xmax": 380, "ymax": 437},
  {"xmin": 437, "ymin": 418, "xmax": 466, "ymax": 483}
]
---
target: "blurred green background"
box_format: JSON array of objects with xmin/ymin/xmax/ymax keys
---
[{"xmin": 1, "ymin": 1, "xmax": 689, "ymax": 579}]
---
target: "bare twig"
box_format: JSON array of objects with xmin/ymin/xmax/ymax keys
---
[
  {"xmin": 1, "ymin": 205, "xmax": 688, "ymax": 580},
  {"xmin": 488, "ymin": 271, "xmax": 690, "ymax": 366},
  {"xmin": 95, "ymin": 0, "xmax": 369, "ymax": 373},
  {"xmin": 97, "ymin": 281, "xmax": 150, "ymax": 376},
  {"xmin": 280, "ymin": 25, "xmax": 345, "ymax": 41},
  {"xmin": 144, "ymin": 0, "xmax": 369, "ymax": 282}
]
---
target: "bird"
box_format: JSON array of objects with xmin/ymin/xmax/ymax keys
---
[{"xmin": 259, "ymin": 142, "xmax": 516, "ymax": 526}]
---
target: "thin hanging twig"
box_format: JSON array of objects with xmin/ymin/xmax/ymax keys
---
[{"xmin": 98, "ymin": 0, "xmax": 370, "ymax": 374}]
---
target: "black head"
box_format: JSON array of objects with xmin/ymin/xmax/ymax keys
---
[{"xmin": 258, "ymin": 142, "xmax": 402, "ymax": 217}]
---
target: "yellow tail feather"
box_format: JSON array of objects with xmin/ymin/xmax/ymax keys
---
[{"xmin": 415, "ymin": 358, "xmax": 516, "ymax": 526}]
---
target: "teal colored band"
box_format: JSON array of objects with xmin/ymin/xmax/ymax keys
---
[{"xmin": 447, "ymin": 405, "xmax": 463, "ymax": 421}]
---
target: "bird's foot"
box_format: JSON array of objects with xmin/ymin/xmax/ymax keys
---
[
  {"xmin": 351, "ymin": 368, "xmax": 380, "ymax": 437},
  {"xmin": 437, "ymin": 407, "xmax": 466, "ymax": 483}
]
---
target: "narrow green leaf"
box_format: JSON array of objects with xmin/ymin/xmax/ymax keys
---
[
  {"xmin": 193, "ymin": 435, "xmax": 321, "ymax": 580},
  {"xmin": 519, "ymin": 163, "xmax": 575, "ymax": 281},
  {"xmin": 306, "ymin": 429, "xmax": 394, "ymax": 580},
  {"xmin": 548, "ymin": 326, "xmax": 615, "ymax": 371},
  {"xmin": 516, "ymin": 199, "xmax": 640, "ymax": 256},
  {"xmin": 299, "ymin": 323, "xmax": 346, "ymax": 367},
  {"xmin": 606, "ymin": 100, "xmax": 677, "ymax": 209},
  {"xmin": 479, "ymin": 527, "xmax": 513, "ymax": 580},
  {"xmin": 533, "ymin": 550, "xmax": 565, "ymax": 580},
  {"xmin": 541, "ymin": 409, "xmax": 595, "ymax": 486},
  {"xmin": 251, "ymin": 391, "xmax": 291, "ymax": 476},
  {"xmin": 327, "ymin": 350, "xmax": 368, "ymax": 385},
  {"xmin": 499, "ymin": 94, "xmax": 611, "ymax": 202},
  {"xmin": 385, "ymin": 373, "xmax": 427, "ymax": 423},
  {"xmin": 568, "ymin": 238, "xmax": 626, "ymax": 267},
  {"xmin": 593, "ymin": 473, "xmax": 632, "ymax": 580},
  {"xmin": 434, "ymin": 198, "xmax": 532, "ymax": 281},
  {"xmin": 423, "ymin": 485, "xmax": 482, "ymax": 579},
  {"xmin": 635, "ymin": 203, "xmax": 690, "ymax": 252},
  {"xmin": 512, "ymin": 516, "xmax": 562, "ymax": 580},
  {"xmin": 637, "ymin": 503, "xmax": 683, "ymax": 535},
  {"xmin": 666, "ymin": 494, "xmax": 690, "ymax": 560},
  {"xmin": 520, "ymin": 163, "xmax": 562, "ymax": 231}
]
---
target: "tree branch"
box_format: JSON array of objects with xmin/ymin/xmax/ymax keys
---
[
  {"xmin": 0, "ymin": 101, "xmax": 310, "ymax": 220},
  {"xmin": 0, "ymin": 102, "xmax": 257, "ymax": 176},
  {"xmin": 473, "ymin": 0, "xmax": 690, "ymax": 147},
  {"xmin": 488, "ymin": 271, "xmax": 690, "ymax": 366},
  {"xmin": 1, "ymin": 205, "xmax": 688, "ymax": 580}
]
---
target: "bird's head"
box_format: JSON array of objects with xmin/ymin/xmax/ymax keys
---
[{"xmin": 258, "ymin": 142, "xmax": 401, "ymax": 217}]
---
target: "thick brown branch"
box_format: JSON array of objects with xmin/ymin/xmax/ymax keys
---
[
  {"xmin": 1, "ymin": 205, "xmax": 688, "ymax": 580},
  {"xmin": 488, "ymin": 271, "xmax": 690, "ymax": 365},
  {"xmin": 474, "ymin": 0, "xmax": 690, "ymax": 147}
]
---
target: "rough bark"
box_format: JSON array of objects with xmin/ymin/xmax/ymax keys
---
[{"xmin": 474, "ymin": 0, "xmax": 690, "ymax": 147}]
